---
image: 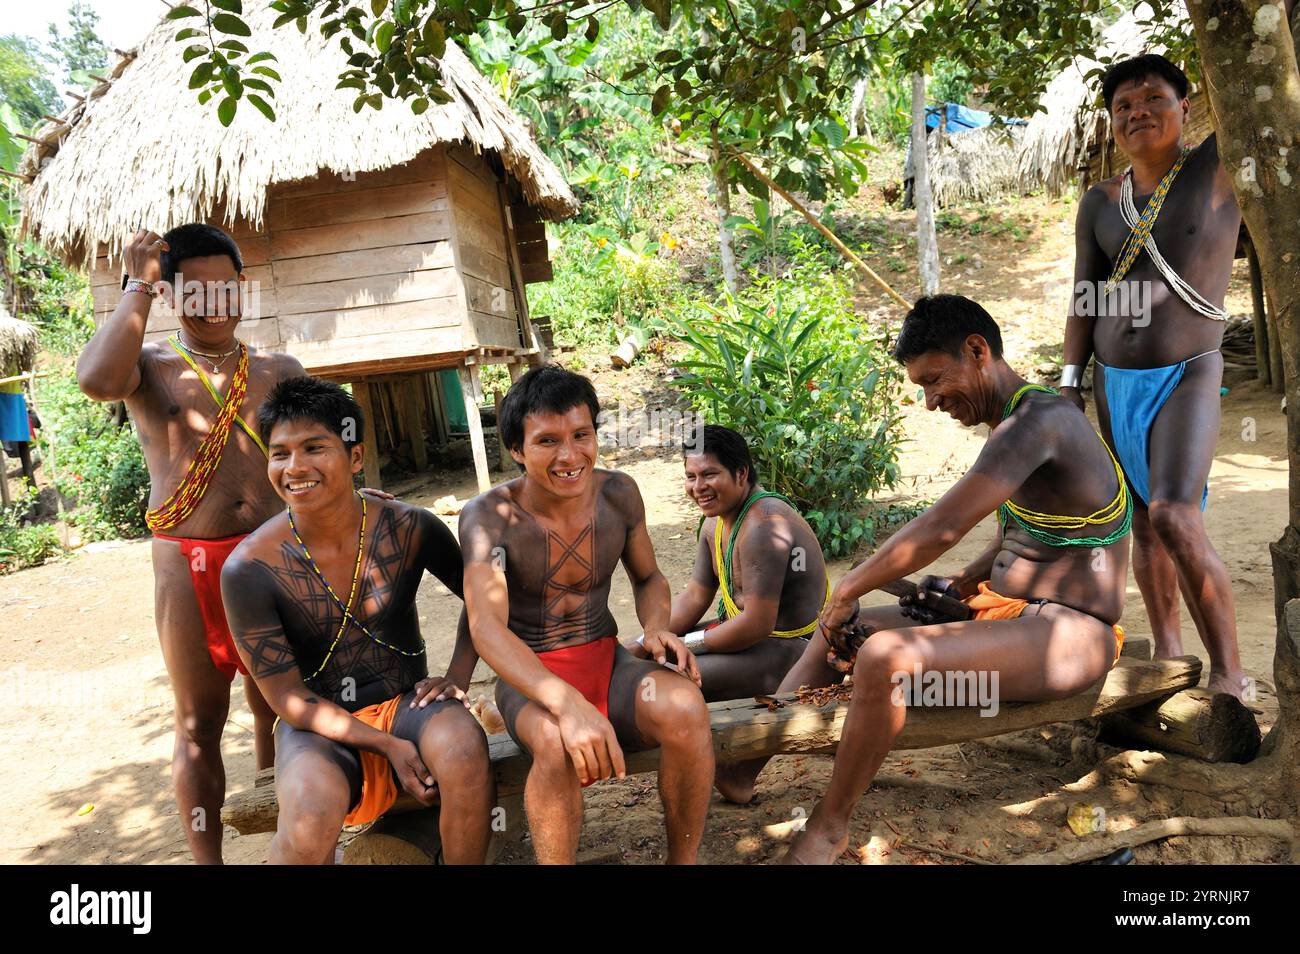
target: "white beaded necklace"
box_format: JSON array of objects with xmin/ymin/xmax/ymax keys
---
[{"xmin": 1118, "ymin": 171, "xmax": 1228, "ymax": 321}]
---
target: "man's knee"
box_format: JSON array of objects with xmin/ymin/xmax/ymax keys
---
[
  {"xmin": 175, "ymin": 704, "xmax": 227, "ymax": 749},
  {"xmin": 278, "ymin": 764, "xmax": 351, "ymax": 857},
  {"xmin": 1147, "ymin": 499, "xmax": 1205, "ymax": 548},
  {"xmin": 523, "ymin": 713, "xmax": 571, "ymax": 773},
  {"xmin": 853, "ymin": 631, "xmax": 921, "ymax": 689},
  {"xmin": 422, "ymin": 712, "xmax": 490, "ymax": 782},
  {"xmin": 639, "ymin": 676, "xmax": 710, "ymax": 748}
]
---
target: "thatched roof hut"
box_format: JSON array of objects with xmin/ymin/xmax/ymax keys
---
[
  {"xmin": 0, "ymin": 305, "xmax": 38, "ymax": 375},
  {"xmin": 1016, "ymin": 6, "xmax": 1214, "ymax": 196},
  {"xmin": 928, "ymin": 123, "xmax": 1029, "ymax": 207},
  {"xmin": 15, "ymin": 5, "xmax": 580, "ymax": 490}
]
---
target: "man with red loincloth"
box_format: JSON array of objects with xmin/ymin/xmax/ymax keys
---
[{"xmin": 77, "ymin": 224, "xmax": 309, "ymax": 863}]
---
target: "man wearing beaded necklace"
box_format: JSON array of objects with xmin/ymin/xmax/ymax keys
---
[
  {"xmin": 76, "ymin": 224, "xmax": 308, "ymax": 863},
  {"xmin": 636, "ymin": 424, "xmax": 828, "ymax": 804},
  {"xmin": 221, "ymin": 376, "xmax": 493, "ymax": 864},
  {"xmin": 1061, "ymin": 54, "xmax": 1245, "ymax": 698},
  {"xmin": 782, "ymin": 296, "xmax": 1132, "ymax": 864}
]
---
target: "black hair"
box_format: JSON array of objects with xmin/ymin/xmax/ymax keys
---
[
  {"xmin": 685, "ymin": 424, "xmax": 757, "ymax": 489},
  {"xmin": 160, "ymin": 223, "xmax": 243, "ymax": 285},
  {"xmin": 498, "ymin": 364, "xmax": 601, "ymax": 459},
  {"xmin": 1101, "ymin": 54, "xmax": 1189, "ymax": 113},
  {"xmin": 892, "ymin": 295, "xmax": 1004, "ymax": 364},
  {"xmin": 257, "ymin": 375, "xmax": 365, "ymax": 451}
]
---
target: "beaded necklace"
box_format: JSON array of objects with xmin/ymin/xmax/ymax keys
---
[
  {"xmin": 287, "ymin": 492, "xmax": 424, "ymax": 681},
  {"xmin": 712, "ymin": 490, "xmax": 830, "ymax": 638},
  {"xmin": 997, "ymin": 385, "xmax": 1133, "ymax": 548},
  {"xmin": 1105, "ymin": 146, "xmax": 1189, "ymax": 295}
]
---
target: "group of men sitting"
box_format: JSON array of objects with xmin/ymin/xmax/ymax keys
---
[{"xmin": 77, "ymin": 52, "xmax": 1242, "ymax": 865}]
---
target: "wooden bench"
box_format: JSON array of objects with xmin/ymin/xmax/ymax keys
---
[{"xmin": 221, "ymin": 635, "xmax": 1263, "ymax": 862}]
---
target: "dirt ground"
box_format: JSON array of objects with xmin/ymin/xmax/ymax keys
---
[{"xmin": 0, "ymin": 192, "xmax": 1288, "ymax": 865}]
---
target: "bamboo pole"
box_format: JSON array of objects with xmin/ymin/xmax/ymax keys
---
[{"xmin": 728, "ymin": 148, "xmax": 910, "ymax": 309}]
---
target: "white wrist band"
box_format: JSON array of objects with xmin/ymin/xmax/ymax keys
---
[
  {"xmin": 1060, "ymin": 364, "xmax": 1085, "ymax": 389},
  {"xmin": 684, "ymin": 630, "xmax": 709, "ymax": 655}
]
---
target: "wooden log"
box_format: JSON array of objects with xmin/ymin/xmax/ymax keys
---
[
  {"xmin": 351, "ymin": 380, "xmax": 383, "ymax": 491},
  {"xmin": 402, "ymin": 376, "xmax": 429, "ymax": 472},
  {"xmin": 342, "ymin": 812, "xmax": 443, "ymax": 865},
  {"xmin": 221, "ymin": 654, "xmax": 1198, "ymax": 836},
  {"xmin": 341, "ymin": 791, "xmax": 526, "ymax": 865},
  {"xmin": 610, "ymin": 335, "xmax": 642, "ymax": 368},
  {"xmin": 1097, "ymin": 687, "xmax": 1261, "ymax": 763},
  {"xmin": 1245, "ymin": 239, "xmax": 1271, "ymax": 387},
  {"xmin": 460, "ymin": 365, "xmax": 491, "ymax": 493}
]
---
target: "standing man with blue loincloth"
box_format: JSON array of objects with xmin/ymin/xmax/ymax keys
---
[{"xmin": 1061, "ymin": 54, "xmax": 1245, "ymax": 698}]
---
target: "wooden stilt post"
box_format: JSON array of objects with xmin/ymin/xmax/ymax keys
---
[
  {"xmin": 1266, "ymin": 285, "xmax": 1286, "ymax": 394},
  {"xmin": 1245, "ymin": 239, "xmax": 1271, "ymax": 387},
  {"xmin": 507, "ymin": 361, "xmax": 523, "ymax": 384},
  {"xmin": 493, "ymin": 389, "xmax": 509, "ymax": 472},
  {"xmin": 401, "ymin": 376, "xmax": 428, "ymax": 473},
  {"xmin": 460, "ymin": 365, "xmax": 491, "ymax": 493},
  {"xmin": 0, "ymin": 458, "xmax": 11, "ymax": 508},
  {"xmin": 351, "ymin": 379, "xmax": 383, "ymax": 491}
]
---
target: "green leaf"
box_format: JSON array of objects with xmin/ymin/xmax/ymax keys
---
[
  {"xmin": 217, "ymin": 40, "xmax": 249, "ymax": 54},
  {"xmin": 166, "ymin": 5, "xmax": 202, "ymax": 19},
  {"xmin": 251, "ymin": 66, "xmax": 281, "ymax": 81},
  {"xmin": 221, "ymin": 68, "xmax": 243, "ymax": 99},
  {"xmin": 422, "ymin": 17, "xmax": 446, "ymax": 57},
  {"xmin": 370, "ymin": 0, "xmax": 388, "ymax": 15},
  {"xmin": 217, "ymin": 96, "xmax": 238, "ymax": 127},
  {"xmin": 585, "ymin": 16, "xmax": 599, "ymax": 43},
  {"xmin": 212, "ymin": 13, "xmax": 252, "ymax": 36},
  {"xmin": 550, "ymin": 14, "xmax": 568, "ymax": 41},
  {"xmin": 374, "ymin": 22, "xmax": 395, "ymax": 54},
  {"xmin": 411, "ymin": 97, "xmax": 429, "ymax": 115},
  {"xmin": 175, "ymin": 28, "xmax": 204, "ymax": 41},
  {"xmin": 210, "ymin": 0, "xmax": 243, "ymax": 12},
  {"xmin": 506, "ymin": 14, "xmax": 526, "ymax": 36},
  {"xmin": 188, "ymin": 61, "xmax": 214, "ymax": 89},
  {"xmin": 246, "ymin": 93, "xmax": 275, "ymax": 121},
  {"xmin": 650, "ymin": 84, "xmax": 670, "ymax": 116},
  {"xmin": 242, "ymin": 77, "xmax": 274, "ymax": 94},
  {"xmin": 183, "ymin": 45, "xmax": 209, "ymax": 63},
  {"xmin": 246, "ymin": 51, "xmax": 278, "ymax": 65}
]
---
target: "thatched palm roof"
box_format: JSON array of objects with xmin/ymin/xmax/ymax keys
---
[
  {"xmin": 0, "ymin": 304, "xmax": 38, "ymax": 373},
  {"xmin": 17, "ymin": 5, "xmax": 579, "ymax": 266},
  {"xmin": 1017, "ymin": 6, "xmax": 1173, "ymax": 195}
]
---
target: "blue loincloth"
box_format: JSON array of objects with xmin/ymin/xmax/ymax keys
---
[{"xmin": 1098, "ymin": 359, "xmax": 1208, "ymax": 510}]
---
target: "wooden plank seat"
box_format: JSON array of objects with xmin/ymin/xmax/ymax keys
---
[{"xmin": 222, "ymin": 637, "xmax": 1235, "ymax": 844}]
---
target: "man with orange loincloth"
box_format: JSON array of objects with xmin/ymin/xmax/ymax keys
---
[
  {"xmin": 777, "ymin": 296, "xmax": 1133, "ymax": 863},
  {"xmin": 77, "ymin": 224, "xmax": 309, "ymax": 863}
]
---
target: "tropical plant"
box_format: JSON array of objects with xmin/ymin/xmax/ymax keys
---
[{"xmin": 670, "ymin": 273, "xmax": 904, "ymax": 558}]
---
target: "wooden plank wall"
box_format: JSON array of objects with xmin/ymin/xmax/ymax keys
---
[
  {"xmin": 445, "ymin": 144, "xmax": 525, "ymax": 351},
  {"xmin": 88, "ymin": 146, "xmax": 473, "ymax": 378}
]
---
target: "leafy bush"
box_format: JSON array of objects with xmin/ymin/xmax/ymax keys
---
[
  {"xmin": 670, "ymin": 264, "xmax": 905, "ymax": 558},
  {"xmin": 0, "ymin": 487, "xmax": 63, "ymax": 573},
  {"xmin": 36, "ymin": 372, "xmax": 149, "ymax": 540}
]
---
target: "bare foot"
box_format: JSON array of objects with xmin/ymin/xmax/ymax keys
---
[
  {"xmin": 779, "ymin": 824, "xmax": 850, "ymax": 865},
  {"xmin": 714, "ymin": 763, "xmax": 759, "ymax": 805},
  {"xmin": 1206, "ymin": 669, "xmax": 1248, "ymax": 700}
]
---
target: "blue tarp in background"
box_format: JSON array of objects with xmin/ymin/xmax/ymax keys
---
[{"xmin": 924, "ymin": 102, "xmax": 1027, "ymax": 133}]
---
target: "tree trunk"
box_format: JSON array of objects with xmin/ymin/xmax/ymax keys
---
[
  {"xmin": 1188, "ymin": 0, "xmax": 1300, "ymax": 786},
  {"xmin": 710, "ymin": 125, "xmax": 739, "ymax": 295},
  {"xmin": 911, "ymin": 72, "xmax": 940, "ymax": 296}
]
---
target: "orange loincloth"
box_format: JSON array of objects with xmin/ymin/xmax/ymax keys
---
[
  {"xmin": 965, "ymin": 582, "xmax": 1125, "ymax": 662},
  {"xmin": 344, "ymin": 694, "xmax": 405, "ymax": 826}
]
